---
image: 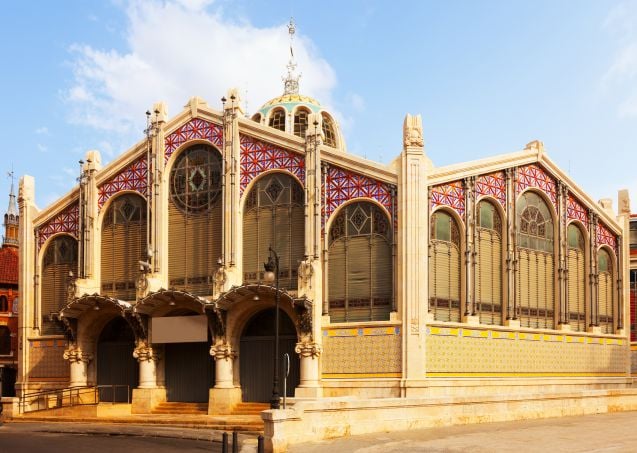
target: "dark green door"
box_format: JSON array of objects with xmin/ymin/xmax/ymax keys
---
[
  {"xmin": 164, "ymin": 341, "xmax": 214, "ymax": 402},
  {"xmin": 97, "ymin": 317, "xmax": 137, "ymax": 402}
]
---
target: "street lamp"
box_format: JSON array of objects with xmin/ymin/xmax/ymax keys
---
[{"xmin": 263, "ymin": 246, "xmax": 280, "ymax": 410}]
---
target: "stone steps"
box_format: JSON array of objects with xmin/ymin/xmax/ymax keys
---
[
  {"xmin": 231, "ymin": 402, "xmax": 270, "ymax": 415},
  {"xmin": 151, "ymin": 402, "xmax": 208, "ymax": 415}
]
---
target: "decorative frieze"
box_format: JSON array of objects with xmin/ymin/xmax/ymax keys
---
[
  {"xmin": 36, "ymin": 202, "xmax": 79, "ymax": 249},
  {"xmin": 165, "ymin": 117, "xmax": 223, "ymax": 161}
]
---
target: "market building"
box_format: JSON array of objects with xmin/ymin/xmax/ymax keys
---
[{"xmin": 13, "ymin": 23, "xmax": 633, "ymax": 449}]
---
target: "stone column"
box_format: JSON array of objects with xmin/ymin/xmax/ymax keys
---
[
  {"xmin": 133, "ymin": 342, "xmax": 160, "ymax": 388},
  {"xmin": 210, "ymin": 342, "xmax": 236, "ymax": 389},
  {"xmin": 208, "ymin": 342, "xmax": 241, "ymax": 414},
  {"xmin": 63, "ymin": 345, "xmax": 92, "ymax": 387},
  {"xmin": 295, "ymin": 341, "xmax": 321, "ymax": 392},
  {"xmin": 463, "ymin": 176, "xmax": 478, "ymax": 324}
]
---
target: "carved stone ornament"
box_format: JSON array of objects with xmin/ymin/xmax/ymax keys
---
[
  {"xmin": 298, "ymin": 259, "xmax": 314, "ymax": 286},
  {"xmin": 67, "ymin": 278, "xmax": 77, "ymax": 304},
  {"xmin": 213, "ymin": 267, "xmax": 227, "ymax": 295},
  {"xmin": 210, "ymin": 342, "xmax": 236, "ymax": 361},
  {"xmin": 133, "ymin": 341, "xmax": 160, "ymax": 362},
  {"xmin": 136, "ymin": 273, "xmax": 149, "ymax": 298},
  {"xmin": 403, "ymin": 113, "xmax": 424, "ymax": 148},
  {"xmin": 524, "ymin": 140, "xmax": 545, "ymax": 153},
  {"xmin": 294, "ymin": 341, "xmax": 322, "ymax": 358},
  {"xmin": 63, "ymin": 346, "xmax": 93, "ymax": 364},
  {"xmin": 618, "ymin": 189, "xmax": 630, "ymax": 215}
]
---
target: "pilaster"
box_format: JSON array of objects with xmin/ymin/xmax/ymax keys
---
[
  {"xmin": 150, "ymin": 102, "xmax": 167, "ymax": 286},
  {"xmin": 504, "ymin": 168, "xmax": 518, "ymax": 325},
  {"xmin": 557, "ymin": 181, "xmax": 568, "ymax": 326},
  {"xmin": 221, "ymin": 89, "xmax": 244, "ymax": 288},
  {"xmin": 589, "ymin": 210, "xmax": 599, "ymax": 330},
  {"xmin": 17, "ymin": 176, "xmax": 37, "ymax": 394},
  {"xmin": 398, "ymin": 114, "xmax": 430, "ymax": 390},
  {"xmin": 463, "ymin": 176, "xmax": 477, "ymax": 322}
]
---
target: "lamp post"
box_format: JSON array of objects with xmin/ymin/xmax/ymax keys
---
[{"xmin": 263, "ymin": 246, "xmax": 280, "ymax": 409}]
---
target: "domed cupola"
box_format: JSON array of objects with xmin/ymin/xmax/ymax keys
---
[{"xmin": 251, "ymin": 19, "xmax": 342, "ymax": 150}]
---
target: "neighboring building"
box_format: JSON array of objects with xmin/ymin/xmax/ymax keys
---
[
  {"xmin": 629, "ymin": 213, "xmax": 637, "ymax": 373},
  {"xmin": 15, "ymin": 31, "xmax": 632, "ymax": 415},
  {"xmin": 0, "ymin": 179, "xmax": 19, "ymax": 397}
]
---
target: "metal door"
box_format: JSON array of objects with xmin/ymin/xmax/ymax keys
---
[
  {"xmin": 164, "ymin": 341, "xmax": 214, "ymax": 402},
  {"xmin": 97, "ymin": 317, "xmax": 138, "ymax": 402},
  {"xmin": 239, "ymin": 335, "xmax": 299, "ymax": 402}
]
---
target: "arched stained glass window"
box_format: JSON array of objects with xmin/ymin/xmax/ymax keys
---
[
  {"xmin": 322, "ymin": 114, "xmax": 336, "ymax": 147},
  {"xmin": 328, "ymin": 202, "xmax": 392, "ymax": 322},
  {"xmin": 598, "ymin": 248, "xmax": 614, "ymax": 334},
  {"xmin": 476, "ymin": 201, "xmax": 503, "ymax": 325},
  {"xmin": 516, "ymin": 191, "xmax": 555, "ymax": 329},
  {"xmin": 269, "ymin": 109, "xmax": 286, "ymax": 132},
  {"xmin": 243, "ymin": 173, "xmax": 305, "ymax": 291},
  {"xmin": 567, "ymin": 224, "xmax": 586, "ymax": 331},
  {"xmin": 41, "ymin": 235, "xmax": 78, "ymax": 335},
  {"xmin": 293, "ymin": 108, "xmax": 310, "ymax": 138},
  {"xmin": 429, "ymin": 210, "xmax": 461, "ymax": 322},
  {"xmin": 168, "ymin": 144, "xmax": 223, "ymax": 296},
  {"xmin": 101, "ymin": 193, "xmax": 147, "ymax": 301}
]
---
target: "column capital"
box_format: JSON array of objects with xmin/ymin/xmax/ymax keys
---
[
  {"xmin": 63, "ymin": 346, "xmax": 93, "ymax": 364},
  {"xmin": 294, "ymin": 341, "xmax": 322, "ymax": 359},
  {"xmin": 133, "ymin": 342, "xmax": 160, "ymax": 362},
  {"xmin": 210, "ymin": 342, "xmax": 236, "ymax": 361}
]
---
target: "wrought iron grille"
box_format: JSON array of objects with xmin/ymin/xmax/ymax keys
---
[
  {"xmin": 243, "ymin": 173, "xmax": 304, "ymax": 290},
  {"xmin": 168, "ymin": 145, "xmax": 223, "ymax": 296},
  {"xmin": 476, "ymin": 200, "xmax": 503, "ymax": 325},
  {"xmin": 328, "ymin": 202, "xmax": 392, "ymax": 322},
  {"xmin": 429, "ymin": 210, "xmax": 461, "ymax": 322},
  {"xmin": 41, "ymin": 235, "xmax": 78, "ymax": 335}
]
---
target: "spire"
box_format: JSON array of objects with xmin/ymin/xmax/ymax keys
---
[
  {"xmin": 6, "ymin": 170, "xmax": 17, "ymax": 217},
  {"xmin": 282, "ymin": 17, "xmax": 301, "ymax": 95},
  {"xmin": 3, "ymin": 169, "xmax": 18, "ymax": 248}
]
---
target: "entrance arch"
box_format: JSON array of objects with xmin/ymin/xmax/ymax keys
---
[
  {"xmin": 97, "ymin": 316, "xmax": 137, "ymax": 402},
  {"xmin": 239, "ymin": 308, "xmax": 300, "ymax": 402}
]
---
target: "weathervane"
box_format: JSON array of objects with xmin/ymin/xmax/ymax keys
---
[{"xmin": 283, "ymin": 17, "xmax": 301, "ymax": 95}]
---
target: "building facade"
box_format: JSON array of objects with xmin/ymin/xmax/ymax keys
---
[
  {"xmin": 629, "ymin": 213, "xmax": 637, "ymax": 373},
  {"xmin": 1, "ymin": 180, "xmax": 19, "ymax": 397},
  {"xmin": 16, "ymin": 79, "xmax": 632, "ymax": 411}
]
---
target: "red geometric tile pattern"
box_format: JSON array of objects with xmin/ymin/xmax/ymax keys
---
[
  {"xmin": 98, "ymin": 156, "xmax": 148, "ymax": 209},
  {"xmin": 323, "ymin": 165, "xmax": 395, "ymax": 226},
  {"xmin": 596, "ymin": 221, "xmax": 617, "ymax": 250},
  {"xmin": 517, "ymin": 164, "xmax": 557, "ymax": 204},
  {"xmin": 567, "ymin": 194, "xmax": 589, "ymax": 228},
  {"xmin": 476, "ymin": 171, "xmax": 506, "ymax": 208},
  {"xmin": 431, "ymin": 180, "xmax": 465, "ymax": 217},
  {"xmin": 165, "ymin": 118, "xmax": 223, "ymax": 162},
  {"xmin": 37, "ymin": 202, "xmax": 79, "ymax": 249},
  {"xmin": 240, "ymin": 134, "xmax": 305, "ymax": 193}
]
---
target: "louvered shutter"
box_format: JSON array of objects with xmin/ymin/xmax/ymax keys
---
[
  {"xmin": 477, "ymin": 229, "xmax": 502, "ymax": 325},
  {"xmin": 328, "ymin": 240, "xmax": 346, "ymax": 323},
  {"xmin": 371, "ymin": 237, "xmax": 392, "ymax": 321},
  {"xmin": 243, "ymin": 210, "xmax": 259, "ymax": 282},
  {"xmin": 599, "ymin": 272, "xmax": 613, "ymax": 334},
  {"xmin": 568, "ymin": 249, "xmax": 586, "ymax": 332},
  {"xmin": 518, "ymin": 249, "xmax": 530, "ymax": 327},
  {"xmin": 347, "ymin": 236, "xmax": 371, "ymax": 322}
]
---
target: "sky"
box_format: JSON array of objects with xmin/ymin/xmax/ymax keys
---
[{"xmin": 0, "ymin": 0, "xmax": 635, "ymax": 212}]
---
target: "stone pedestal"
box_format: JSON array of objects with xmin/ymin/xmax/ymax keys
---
[
  {"xmin": 131, "ymin": 388, "xmax": 166, "ymax": 414},
  {"xmin": 209, "ymin": 342, "xmax": 239, "ymax": 414},
  {"xmin": 208, "ymin": 387, "xmax": 242, "ymax": 415},
  {"xmin": 63, "ymin": 346, "xmax": 92, "ymax": 387}
]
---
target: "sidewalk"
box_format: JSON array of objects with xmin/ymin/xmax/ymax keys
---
[{"xmin": 287, "ymin": 410, "xmax": 637, "ymax": 452}]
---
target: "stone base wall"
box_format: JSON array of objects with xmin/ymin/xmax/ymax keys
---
[{"xmin": 265, "ymin": 388, "xmax": 637, "ymax": 452}]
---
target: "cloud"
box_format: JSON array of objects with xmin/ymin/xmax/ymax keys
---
[
  {"xmin": 602, "ymin": 2, "xmax": 637, "ymax": 117},
  {"xmin": 35, "ymin": 127, "xmax": 49, "ymax": 135},
  {"xmin": 37, "ymin": 143, "xmax": 48, "ymax": 152},
  {"xmin": 65, "ymin": 0, "xmax": 337, "ymax": 141}
]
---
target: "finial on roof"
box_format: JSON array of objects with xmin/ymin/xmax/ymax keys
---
[{"xmin": 283, "ymin": 17, "xmax": 301, "ymax": 95}]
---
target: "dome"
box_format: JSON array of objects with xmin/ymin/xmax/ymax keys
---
[{"xmin": 258, "ymin": 93, "xmax": 321, "ymax": 118}]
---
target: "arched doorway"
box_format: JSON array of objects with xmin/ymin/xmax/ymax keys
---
[
  {"xmin": 97, "ymin": 317, "xmax": 137, "ymax": 402},
  {"xmin": 240, "ymin": 308, "xmax": 300, "ymax": 402},
  {"xmin": 163, "ymin": 310, "xmax": 214, "ymax": 403}
]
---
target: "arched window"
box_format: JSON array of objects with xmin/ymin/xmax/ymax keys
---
[
  {"xmin": 328, "ymin": 202, "xmax": 392, "ymax": 322},
  {"xmin": 322, "ymin": 114, "xmax": 336, "ymax": 147},
  {"xmin": 429, "ymin": 210, "xmax": 461, "ymax": 322},
  {"xmin": 293, "ymin": 108, "xmax": 310, "ymax": 138},
  {"xmin": 243, "ymin": 173, "xmax": 304, "ymax": 290},
  {"xmin": 41, "ymin": 235, "xmax": 78, "ymax": 335},
  {"xmin": 269, "ymin": 109, "xmax": 286, "ymax": 132},
  {"xmin": 0, "ymin": 295, "xmax": 7, "ymax": 312},
  {"xmin": 476, "ymin": 201, "xmax": 503, "ymax": 325},
  {"xmin": 598, "ymin": 248, "xmax": 614, "ymax": 334},
  {"xmin": 516, "ymin": 191, "xmax": 555, "ymax": 329},
  {"xmin": 0, "ymin": 326, "xmax": 10, "ymax": 355},
  {"xmin": 169, "ymin": 144, "xmax": 223, "ymax": 296},
  {"xmin": 252, "ymin": 113, "xmax": 262, "ymax": 124},
  {"xmin": 567, "ymin": 224, "xmax": 586, "ymax": 331},
  {"xmin": 101, "ymin": 193, "xmax": 147, "ymax": 301}
]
